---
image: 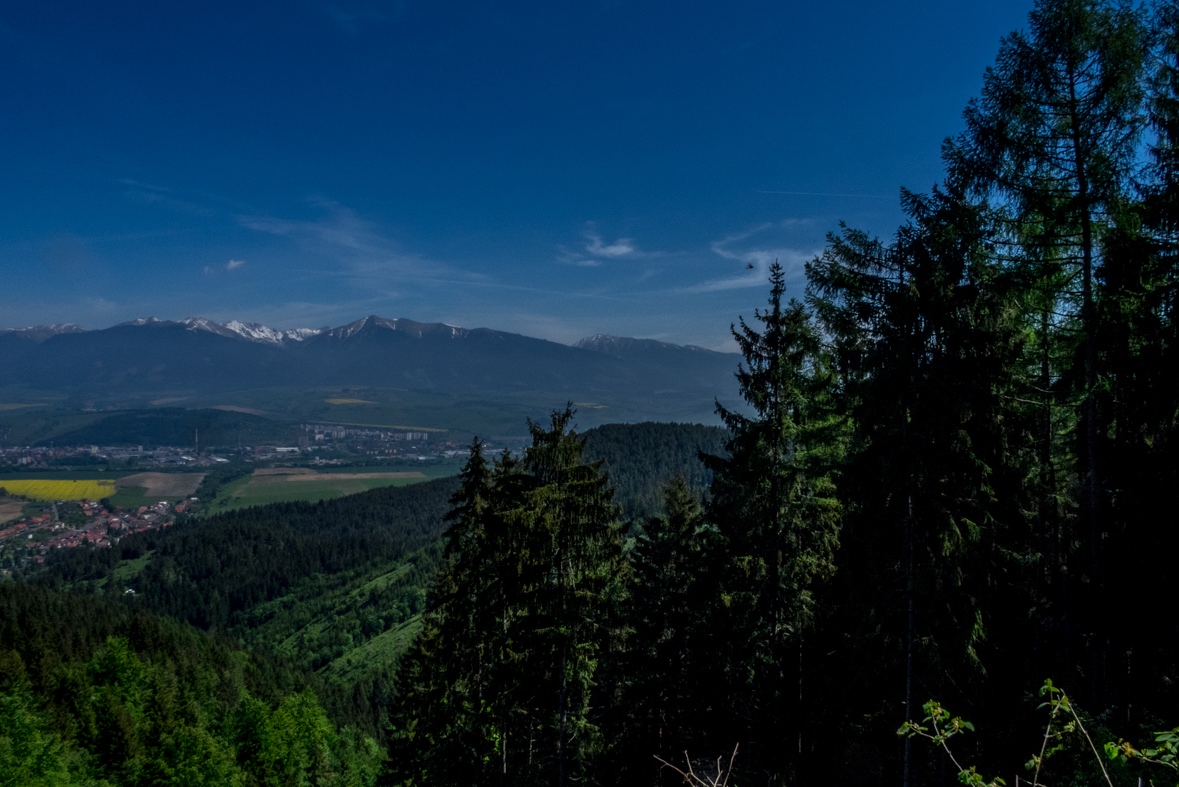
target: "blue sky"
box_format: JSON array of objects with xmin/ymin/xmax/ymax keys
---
[{"xmin": 1, "ymin": 0, "xmax": 1033, "ymax": 350}]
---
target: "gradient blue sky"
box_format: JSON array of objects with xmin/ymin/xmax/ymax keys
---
[{"xmin": 1, "ymin": 0, "xmax": 1033, "ymax": 349}]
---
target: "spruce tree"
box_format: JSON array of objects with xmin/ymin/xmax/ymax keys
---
[
  {"xmin": 494, "ymin": 407, "xmax": 627, "ymax": 786},
  {"xmin": 616, "ymin": 476, "xmax": 720, "ymax": 782},
  {"xmin": 943, "ymin": 0, "xmax": 1150, "ymax": 705},
  {"xmin": 700, "ymin": 261, "xmax": 843, "ymax": 785},
  {"xmin": 807, "ymin": 188, "xmax": 1031, "ymax": 786},
  {"xmin": 385, "ymin": 413, "xmax": 625, "ymax": 786},
  {"xmin": 385, "ymin": 440, "xmax": 499, "ymax": 786}
]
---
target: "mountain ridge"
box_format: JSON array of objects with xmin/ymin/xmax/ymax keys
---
[
  {"xmin": 573, "ymin": 333, "xmax": 723, "ymax": 356},
  {"xmin": 0, "ymin": 316, "xmax": 739, "ymax": 401},
  {"xmin": 4, "ymin": 316, "xmax": 735, "ymax": 354}
]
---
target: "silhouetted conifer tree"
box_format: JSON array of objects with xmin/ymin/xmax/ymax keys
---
[
  {"xmin": 944, "ymin": 0, "xmax": 1149, "ymax": 706},
  {"xmin": 699, "ymin": 261, "xmax": 844, "ymax": 785}
]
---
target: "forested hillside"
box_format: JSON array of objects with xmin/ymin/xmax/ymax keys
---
[
  {"xmin": 581, "ymin": 421, "xmax": 727, "ymax": 519},
  {"xmin": 0, "ymin": 582, "xmax": 382, "ymax": 786},
  {"xmin": 48, "ymin": 408, "xmax": 298, "ymax": 448},
  {"xmin": 15, "ymin": 420, "xmax": 723, "ymax": 758},
  {"xmin": 31, "ymin": 478, "xmax": 459, "ymax": 627}
]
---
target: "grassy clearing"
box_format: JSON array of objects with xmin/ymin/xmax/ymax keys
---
[
  {"xmin": 348, "ymin": 563, "xmax": 414, "ymax": 602},
  {"xmin": 113, "ymin": 551, "xmax": 154, "ymax": 582},
  {"xmin": 321, "ymin": 616, "xmax": 423, "ymax": 684},
  {"xmin": 94, "ymin": 551, "xmax": 156, "ymax": 592}
]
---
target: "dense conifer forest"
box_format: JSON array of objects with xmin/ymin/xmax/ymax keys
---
[
  {"xmin": 381, "ymin": 0, "xmax": 1179, "ymax": 782},
  {"xmin": 0, "ymin": 582, "xmax": 382, "ymax": 786},
  {"xmin": 6, "ymin": 0, "xmax": 1179, "ymax": 784}
]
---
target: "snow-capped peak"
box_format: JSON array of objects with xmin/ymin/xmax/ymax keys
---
[
  {"xmin": 282, "ymin": 328, "xmax": 322, "ymax": 341},
  {"xmin": 222, "ymin": 320, "xmax": 323, "ymax": 344},
  {"xmin": 0, "ymin": 323, "xmax": 87, "ymax": 343},
  {"xmin": 223, "ymin": 320, "xmax": 284, "ymax": 344}
]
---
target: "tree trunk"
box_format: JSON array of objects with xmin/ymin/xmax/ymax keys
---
[
  {"xmin": 903, "ymin": 493, "xmax": 915, "ymax": 787},
  {"xmin": 1068, "ymin": 66, "xmax": 1105, "ymax": 707}
]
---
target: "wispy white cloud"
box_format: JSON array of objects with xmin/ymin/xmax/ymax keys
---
[
  {"xmin": 584, "ymin": 229, "xmax": 636, "ymax": 258},
  {"xmin": 120, "ymin": 179, "xmax": 216, "ymax": 217},
  {"xmin": 679, "ymin": 223, "xmax": 819, "ymax": 294},
  {"xmin": 557, "ymin": 252, "xmax": 603, "ymax": 267},
  {"xmin": 203, "ymin": 259, "xmax": 246, "ymax": 275},
  {"xmin": 237, "ymin": 200, "xmax": 478, "ymax": 289},
  {"xmin": 557, "ymin": 222, "xmax": 664, "ymax": 266}
]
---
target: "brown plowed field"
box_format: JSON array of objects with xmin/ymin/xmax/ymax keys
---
[
  {"xmin": 0, "ymin": 497, "xmax": 25, "ymax": 523},
  {"xmin": 116, "ymin": 473, "xmax": 205, "ymax": 498}
]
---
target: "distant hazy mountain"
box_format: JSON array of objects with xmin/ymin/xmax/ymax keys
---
[
  {"xmin": 574, "ymin": 333, "xmax": 723, "ymax": 358},
  {"xmin": 0, "ymin": 316, "xmax": 739, "ymax": 400},
  {"xmin": 573, "ymin": 334, "xmax": 737, "ymax": 392}
]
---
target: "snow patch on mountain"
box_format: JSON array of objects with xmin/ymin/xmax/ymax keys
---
[
  {"xmin": 0, "ymin": 323, "xmax": 87, "ymax": 343},
  {"xmin": 222, "ymin": 320, "xmax": 322, "ymax": 344}
]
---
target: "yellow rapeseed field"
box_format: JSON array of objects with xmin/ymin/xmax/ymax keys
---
[{"xmin": 0, "ymin": 479, "xmax": 116, "ymax": 501}]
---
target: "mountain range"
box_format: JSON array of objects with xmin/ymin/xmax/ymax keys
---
[{"xmin": 0, "ymin": 316, "xmax": 739, "ymax": 400}]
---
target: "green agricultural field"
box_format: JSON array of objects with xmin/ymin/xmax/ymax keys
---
[
  {"xmin": 107, "ymin": 485, "xmax": 154, "ymax": 510},
  {"xmin": 207, "ymin": 470, "xmax": 434, "ymax": 514},
  {"xmin": 317, "ymin": 460, "xmax": 464, "ymax": 479}
]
